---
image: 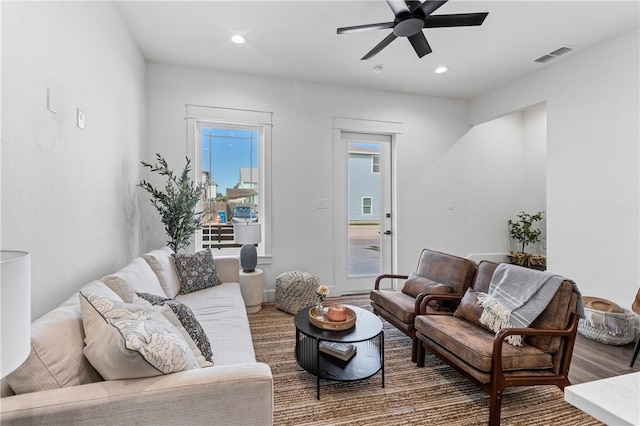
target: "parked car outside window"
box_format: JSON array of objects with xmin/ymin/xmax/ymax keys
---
[{"xmin": 232, "ymin": 205, "xmax": 258, "ymax": 223}]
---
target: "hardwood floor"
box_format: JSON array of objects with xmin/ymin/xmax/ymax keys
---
[{"xmin": 569, "ymin": 333, "xmax": 640, "ymax": 384}]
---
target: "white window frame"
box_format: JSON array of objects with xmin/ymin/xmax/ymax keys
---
[
  {"xmin": 185, "ymin": 105, "xmax": 272, "ymax": 263},
  {"xmin": 362, "ymin": 196, "xmax": 373, "ymax": 215},
  {"xmin": 371, "ymin": 155, "xmax": 381, "ymax": 174}
]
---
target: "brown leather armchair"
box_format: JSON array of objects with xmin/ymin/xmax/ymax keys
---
[
  {"xmin": 415, "ymin": 269, "xmax": 580, "ymax": 426},
  {"xmin": 370, "ymin": 248, "xmax": 476, "ymax": 361}
]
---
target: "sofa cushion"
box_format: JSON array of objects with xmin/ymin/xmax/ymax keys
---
[
  {"xmin": 4, "ymin": 281, "xmax": 113, "ymax": 395},
  {"xmin": 176, "ymin": 283, "xmax": 255, "ymax": 366},
  {"xmin": 136, "ymin": 292, "xmax": 214, "ymax": 363},
  {"xmin": 415, "ymin": 314, "xmax": 553, "ymax": 372},
  {"xmin": 173, "ymin": 250, "xmax": 222, "ymax": 295},
  {"xmin": 142, "ymin": 247, "xmax": 181, "ymax": 298},
  {"xmin": 101, "ymin": 257, "xmax": 167, "ymax": 303},
  {"xmin": 80, "ymin": 292, "xmax": 199, "ymax": 380}
]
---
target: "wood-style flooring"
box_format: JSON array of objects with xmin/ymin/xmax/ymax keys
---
[{"xmin": 569, "ymin": 333, "xmax": 640, "ymax": 384}]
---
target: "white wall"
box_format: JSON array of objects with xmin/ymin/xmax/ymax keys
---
[
  {"xmin": 145, "ymin": 63, "xmax": 542, "ymax": 297},
  {"xmin": 470, "ymin": 30, "xmax": 640, "ymax": 309},
  {"xmin": 1, "ymin": 2, "xmax": 146, "ymax": 319}
]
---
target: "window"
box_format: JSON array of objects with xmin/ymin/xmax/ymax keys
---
[
  {"xmin": 200, "ymin": 125, "xmax": 260, "ymax": 250},
  {"xmin": 185, "ymin": 105, "xmax": 272, "ymax": 259},
  {"xmin": 372, "ymin": 155, "xmax": 381, "ymax": 173},
  {"xmin": 362, "ymin": 197, "xmax": 372, "ymax": 215}
]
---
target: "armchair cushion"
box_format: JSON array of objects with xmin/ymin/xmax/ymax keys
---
[
  {"xmin": 526, "ymin": 281, "xmax": 576, "ymax": 353},
  {"xmin": 402, "ymin": 273, "xmax": 454, "ymax": 296},
  {"xmin": 453, "ymin": 288, "xmax": 492, "ymax": 333},
  {"xmin": 415, "ymin": 314, "xmax": 553, "ymax": 372},
  {"xmin": 370, "ymin": 290, "xmax": 416, "ymax": 323},
  {"xmin": 415, "ymin": 249, "xmax": 476, "ymax": 294}
]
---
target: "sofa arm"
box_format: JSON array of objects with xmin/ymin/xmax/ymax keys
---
[
  {"xmin": 374, "ymin": 274, "xmax": 408, "ymax": 290},
  {"xmin": 213, "ymin": 256, "xmax": 240, "ymax": 283},
  {"xmin": 1, "ymin": 363, "xmax": 273, "ymax": 426}
]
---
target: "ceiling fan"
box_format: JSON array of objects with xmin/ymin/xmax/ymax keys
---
[{"xmin": 337, "ymin": 0, "xmax": 488, "ymax": 60}]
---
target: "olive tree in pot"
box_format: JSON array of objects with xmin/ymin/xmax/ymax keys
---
[
  {"xmin": 139, "ymin": 154, "xmax": 205, "ymax": 253},
  {"xmin": 507, "ymin": 211, "xmax": 546, "ymax": 270}
]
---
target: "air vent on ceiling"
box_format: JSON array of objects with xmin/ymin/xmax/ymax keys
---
[
  {"xmin": 535, "ymin": 55, "xmax": 555, "ymax": 63},
  {"xmin": 534, "ymin": 45, "xmax": 575, "ymax": 64}
]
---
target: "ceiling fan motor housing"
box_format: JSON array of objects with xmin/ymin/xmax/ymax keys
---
[{"xmin": 393, "ymin": 17, "xmax": 425, "ymax": 37}]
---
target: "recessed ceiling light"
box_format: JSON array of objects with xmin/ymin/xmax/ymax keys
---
[
  {"xmin": 434, "ymin": 66, "xmax": 449, "ymax": 74},
  {"xmin": 372, "ymin": 65, "xmax": 383, "ymax": 74},
  {"xmin": 231, "ymin": 34, "xmax": 245, "ymax": 44}
]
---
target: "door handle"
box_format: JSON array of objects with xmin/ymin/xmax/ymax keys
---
[{"xmin": 384, "ymin": 230, "xmax": 392, "ymax": 235}]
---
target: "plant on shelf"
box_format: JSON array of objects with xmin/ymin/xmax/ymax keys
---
[
  {"xmin": 507, "ymin": 211, "xmax": 546, "ymax": 270},
  {"xmin": 139, "ymin": 153, "xmax": 205, "ymax": 253}
]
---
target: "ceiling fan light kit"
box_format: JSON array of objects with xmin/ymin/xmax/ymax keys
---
[{"xmin": 337, "ymin": 0, "xmax": 488, "ymax": 60}]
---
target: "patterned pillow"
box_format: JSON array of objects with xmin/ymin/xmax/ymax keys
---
[
  {"xmin": 79, "ymin": 292, "xmax": 199, "ymax": 380},
  {"xmin": 136, "ymin": 292, "xmax": 213, "ymax": 363},
  {"xmin": 172, "ymin": 250, "xmax": 222, "ymax": 294}
]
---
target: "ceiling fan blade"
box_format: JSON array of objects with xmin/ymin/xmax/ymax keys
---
[
  {"xmin": 408, "ymin": 32, "xmax": 432, "ymax": 58},
  {"xmin": 423, "ymin": 13, "xmax": 489, "ymax": 28},
  {"xmin": 361, "ymin": 33, "xmax": 397, "ymax": 60},
  {"xmin": 386, "ymin": 0, "xmax": 411, "ymax": 17},
  {"xmin": 337, "ymin": 22, "xmax": 395, "ymax": 34},
  {"xmin": 406, "ymin": 1, "xmax": 422, "ymax": 11},
  {"xmin": 418, "ymin": 0, "xmax": 448, "ymax": 17}
]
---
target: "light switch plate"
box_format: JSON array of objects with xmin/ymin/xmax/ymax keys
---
[{"xmin": 77, "ymin": 108, "xmax": 85, "ymax": 130}]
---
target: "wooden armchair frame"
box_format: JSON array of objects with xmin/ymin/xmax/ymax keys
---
[{"xmin": 416, "ymin": 293, "xmax": 580, "ymax": 426}]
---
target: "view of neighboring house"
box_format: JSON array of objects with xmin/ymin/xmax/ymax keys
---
[{"xmin": 348, "ymin": 144, "xmax": 381, "ymax": 223}]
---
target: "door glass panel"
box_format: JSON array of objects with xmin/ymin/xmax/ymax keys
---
[{"xmin": 347, "ymin": 142, "xmax": 381, "ymax": 276}]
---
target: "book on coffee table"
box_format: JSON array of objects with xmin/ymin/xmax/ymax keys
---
[{"xmin": 319, "ymin": 341, "xmax": 357, "ymax": 361}]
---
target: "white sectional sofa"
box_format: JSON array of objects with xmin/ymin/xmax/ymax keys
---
[{"xmin": 0, "ymin": 248, "xmax": 273, "ymax": 425}]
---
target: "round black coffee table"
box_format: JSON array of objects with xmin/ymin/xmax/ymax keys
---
[{"xmin": 294, "ymin": 304, "xmax": 384, "ymax": 399}]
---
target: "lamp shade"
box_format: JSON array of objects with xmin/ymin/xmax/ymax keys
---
[
  {"xmin": 234, "ymin": 223, "xmax": 262, "ymax": 245},
  {"xmin": 1, "ymin": 251, "xmax": 31, "ymax": 378}
]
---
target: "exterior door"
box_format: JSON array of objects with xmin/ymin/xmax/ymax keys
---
[{"xmin": 333, "ymin": 131, "xmax": 393, "ymax": 294}]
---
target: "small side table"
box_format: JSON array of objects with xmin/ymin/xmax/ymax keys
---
[{"xmin": 239, "ymin": 269, "xmax": 263, "ymax": 313}]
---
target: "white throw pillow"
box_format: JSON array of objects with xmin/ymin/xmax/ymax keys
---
[
  {"xmin": 79, "ymin": 292, "xmax": 199, "ymax": 380},
  {"xmin": 141, "ymin": 247, "xmax": 181, "ymax": 298},
  {"xmin": 101, "ymin": 257, "xmax": 167, "ymax": 302}
]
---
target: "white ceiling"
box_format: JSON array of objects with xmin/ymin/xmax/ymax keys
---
[{"xmin": 115, "ymin": 1, "xmax": 640, "ymax": 100}]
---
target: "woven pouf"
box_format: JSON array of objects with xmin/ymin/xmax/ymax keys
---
[{"xmin": 275, "ymin": 271, "xmax": 319, "ymax": 314}]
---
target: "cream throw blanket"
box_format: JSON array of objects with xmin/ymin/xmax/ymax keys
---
[{"xmin": 479, "ymin": 263, "xmax": 580, "ymax": 346}]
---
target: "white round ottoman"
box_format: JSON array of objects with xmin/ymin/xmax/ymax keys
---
[{"xmin": 275, "ymin": 271, "xmax": 319, "ymax": 314}]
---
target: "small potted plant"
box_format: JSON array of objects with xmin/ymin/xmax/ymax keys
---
[
  {"xmin": 507, "ymin": 211, "xmax": 546, "ymax": 270},
  {"xmin": 139, "ymin": 154, "xmax": 206, "ymax": 253}
]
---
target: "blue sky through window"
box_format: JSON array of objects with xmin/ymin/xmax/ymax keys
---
[{"xmin": 201, "ymin": 127, "xmax": 258, "ymax": 194}]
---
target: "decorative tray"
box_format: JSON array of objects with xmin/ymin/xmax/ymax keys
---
[{"xmin": 309, "ymin": 306, "xmax": 356, "ymax": 331}]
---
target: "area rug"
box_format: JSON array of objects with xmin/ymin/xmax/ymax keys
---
[{"xmin": 249, "ymin": 295, "xmax": 602, "ymax": 426}]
